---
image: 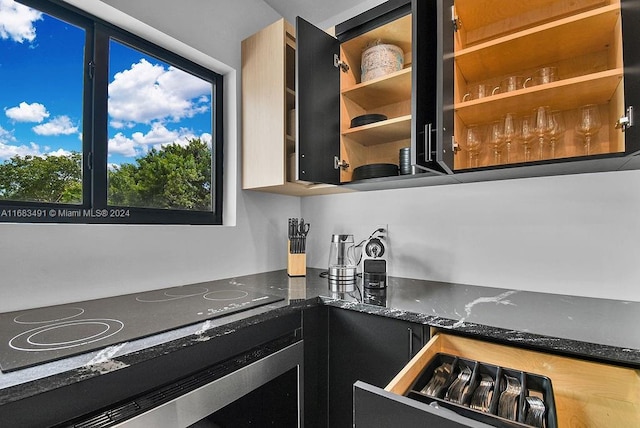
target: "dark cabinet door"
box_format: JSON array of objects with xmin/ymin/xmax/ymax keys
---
[
  {"xmin": 303, "ymin": 305, "xmax": 329, "ymax": 428},
  {"xmin": 621, "ymin": 0, "xmax": 640, "ymax": 155},
  {"xmin": 328, "ymin": 308, "xmax": 426, "ymax": 428},
  {"xmin": 295, "ymin": 17, "xmax": 341, "ymax": 185},
  {"xmin": 412, "ymin": 0, "xmax": 455, "ymax": 174}
]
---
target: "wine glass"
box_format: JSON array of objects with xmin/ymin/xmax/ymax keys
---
[
  {"xmin": 576, "ymin": 104, "xmax": 601, "ymax": 155},
  {"xmin": 465, "ymin": 125, "xmax": 483, "ymax": 168},
  {"xmin": 488, "ymin": 120, "xmax": 505, "ymax": 165},
  {"xmin": 517, "ymin": 115, "xmax": 535, "ymax": 162},
  {"xmin": 533, "ymin": 106, "xmax": 551, "ymax": 160},
  {"xmin": 503, "ymin": 113, "xmax": 516, "ymax": 163},
  {"xmin": 547, "ymin": 110, "xmax": 565, "ymax": 158}
]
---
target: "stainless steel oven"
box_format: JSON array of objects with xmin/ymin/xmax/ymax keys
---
[{"xmin": 70, "ymin": 340, "xmax": 304, "ymax": 428}]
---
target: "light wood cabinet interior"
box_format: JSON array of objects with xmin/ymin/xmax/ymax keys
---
[
  {"xmin": 339, "ymin": 13, "xmax": 413, "ymax": 183},
  {"xmin": 453, "ymin": 0, "xmax": 626, "ymax": 170}
]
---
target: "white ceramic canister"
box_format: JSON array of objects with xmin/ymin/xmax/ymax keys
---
[{"xmin": 361, "ymin": 43, "xmax": 404, "ymax": 82}]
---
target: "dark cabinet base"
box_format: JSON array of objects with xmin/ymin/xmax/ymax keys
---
[{"xmin": 328, "ymin": 308, "xmax": 427, "ymax": 427}]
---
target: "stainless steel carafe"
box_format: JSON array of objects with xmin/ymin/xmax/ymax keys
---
[{"xmin": 328, "ymin": 234, "xmax": 357, "ymax": 292}]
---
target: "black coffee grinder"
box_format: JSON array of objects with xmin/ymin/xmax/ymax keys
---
[{"xmin": 362, "ymin": 233, "xmax": 387, "ymax": 289}]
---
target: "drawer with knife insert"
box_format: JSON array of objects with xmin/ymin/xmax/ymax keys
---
[{"xmin": 365, "ymin": 332, "xmax": 640, "ymax": 427}]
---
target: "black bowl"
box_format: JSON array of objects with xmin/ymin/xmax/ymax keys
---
[
  {"xmin": 352, "ymin": 163, "xmax": 399, "ymax": 180},
  {"xmin": 350, "ymin": 114, "xmax": 388, "ymax": 128}
]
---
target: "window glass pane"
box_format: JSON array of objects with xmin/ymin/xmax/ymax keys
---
[
  {"xmin": 0, "ymin": 0, "xmax": 84, "ymax": 204},
  {"xmin": 107, "ymin": 39, "xmax": 213, "ymax": 211}
]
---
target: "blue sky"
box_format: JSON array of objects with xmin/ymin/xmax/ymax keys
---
[{"xmin": 0, "ymin": 0, "xmax": 212, "ymax": 166}]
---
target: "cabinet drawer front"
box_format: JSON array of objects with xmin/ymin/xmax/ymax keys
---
[
  {"xmin": 354, "ymin": 381, "xmax": 493, "ymax": 427},
  {"xmin": 386, "ymin": 333, "xmax": 640, "ymax": 427}
]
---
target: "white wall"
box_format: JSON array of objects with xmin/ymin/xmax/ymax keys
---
[{"xmin": 303, "ymin": 170, "xmax": 640, "ymax": 301}]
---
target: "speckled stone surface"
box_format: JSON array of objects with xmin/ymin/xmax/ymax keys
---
[{"xmin": 1, "ymin": 268, "xmax": 638, "ymax": 408}]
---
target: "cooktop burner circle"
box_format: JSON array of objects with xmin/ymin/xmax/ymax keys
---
[
  {"xmin": 9, "ymin": 319, "xmax": 125, "ymax": 352},
  {"xmin": 135, "ymin": 286, "xmax": 209, "ymax": 303},
  {"xmin": 14, "ymin": 307, "xmax": 85, "ymax": 325},
  {"xmin": 203, "ymin": 290, "xmax": 249, "ymax": 301}
]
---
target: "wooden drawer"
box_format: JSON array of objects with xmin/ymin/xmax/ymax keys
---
[{"xmin": 382, "ymin": 333, "xmax": 640, "ymax": 428}]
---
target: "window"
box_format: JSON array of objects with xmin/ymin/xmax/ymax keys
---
[{"xmin": 0, "ymin": 0, "xmax": 223, "ymax": 224}]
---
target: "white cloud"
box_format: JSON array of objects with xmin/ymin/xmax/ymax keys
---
[
  {"xmin": 133, "ymin": 121, "xmax": 180, "ymax": 145},
  {"xmin": 109, "ymin": 121, "xmax": 138, "ymax": 130},
  {"xmin": 0, "ymin": 141, "xmax": 40, "ymax": 159},
  {"xmin": 108, "ymin": 132, "xmax": 139, "ymax": 157},
  {"xmin": 45, "ymin": 148, "xmax": 72, "ymax": 157},
  {"xmin": 5, "ymin": 101, "xmax": 49, "ymax": 122},
  {"xmin": 167, "ymin": 131, "xmax": 212, "ymax": 149},
  {"xmin": 108, "ymin": 123, "xmax": 210, "ymax": 158},
  {"xmin": 32, "ymin": 115, "xmax": 79, "ymax": 136},
  {"xmin": 0, "ymin": 124, "xmax": 15, "ymax": 144},
  {"xmin": 108, "ymin": 59, "xmax": 211, "ymax": 125},
  {"xmin": 0, "ymin": 125, "xmax": 40, "ymax": 159},
  {"xmin": 0, "ymin": 141, "xmax": 75, "ymax": 160},
  {"xmin": 0, "ymin": 0, "xmax": 42, "ymax": 43},
  {"xmin": 0, "ymin": 123, "xmax": 77, "ymax": 160}
]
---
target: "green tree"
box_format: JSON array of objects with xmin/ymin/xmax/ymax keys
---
[
  {"xmin": 0, "ymin": 140, "xmax": 212, "ymax": 210},
  {"xmin": 0, "ymin": 152, "xmax": 82, "ymax": 203},
  {"xmin": 108, "ymin": 138, "xmax": 212, "ymax": 210}
]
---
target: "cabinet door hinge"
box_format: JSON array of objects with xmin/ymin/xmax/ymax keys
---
[
  {"xmin": 334, "ymin": 54, "xmax": 349, "ymax": 73},
  {"xmin": 452, "ymin": 136, "xmax": 461, "ymax": 153},
  {"xmin": 451, "ymin": 6, "xmax": 460, "ymax": 32},
  {"xmin": 334, "ymin": 156, "xmax": 349, "ymax": 170},
  {"xmin": 615, "ymin": 106, "xmax": 634, "ymax": 131}
]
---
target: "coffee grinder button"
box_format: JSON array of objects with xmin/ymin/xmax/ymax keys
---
[{"xmin": 365, "ymin": 237, "xmax": 385, "ymax": 258}]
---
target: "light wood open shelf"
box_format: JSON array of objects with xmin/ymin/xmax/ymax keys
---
[
  {"xmin": 341, "ymin": 67, "xmax": 412, "ymax": 110},
  {"xmin": 455, "ymin": 5, "xmax": 620, "ymax": 82},
  {"xmin": 341, "ymin": 115, "xmax": 411, "ymax": 146},
  {"xmin": 455, "ymin": 69, "xmax": 623, "ymax": 125},
  {"xmin": 455, "ymin": 0, "xmax": 610, "ymax": 47}
]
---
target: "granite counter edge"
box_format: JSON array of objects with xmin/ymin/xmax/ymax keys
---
[{"xmin": 320, "ymin": 297, "xmax": 640, "ymax": 367}]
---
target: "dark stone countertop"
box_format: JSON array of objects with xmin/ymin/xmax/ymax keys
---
[{"xmin": 1, "ymin": 268, "xmax": 639, "ymax": 407}]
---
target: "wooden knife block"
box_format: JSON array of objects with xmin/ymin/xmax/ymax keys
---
[{"xmin": 287, "ymin": 240, "xmax": 306, "ymax": 277}]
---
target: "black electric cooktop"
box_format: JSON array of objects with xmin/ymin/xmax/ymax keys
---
[{"xmin": 0, "ymin": 283, "xmax": 283, "ymax": 372}]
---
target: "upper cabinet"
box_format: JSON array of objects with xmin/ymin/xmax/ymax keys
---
[
  {"xmin": 241, "ymin": 0, "xmax": 640, "ymax": 195},
  {"xmin": 423, "ymin": 0, "xmax": 640, "ymax": 175},
  {"xmin": 242, "ymin": 19, "xmax": 348, "ymax": 195},
  {"xmin": 242, "ymin": 1, "xmax": 422, "ymax": 195},
  {"xmin": 297, "ymin": 2, "xmax": 417, "ymax": 185}
]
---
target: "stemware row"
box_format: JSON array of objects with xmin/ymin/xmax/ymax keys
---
[{"xmin": 464, "ymin": 104, "xmax": 602, "ymax": 167}]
